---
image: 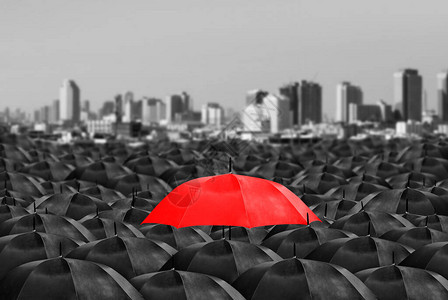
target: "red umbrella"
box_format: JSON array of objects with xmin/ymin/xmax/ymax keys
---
[{"xmin": 142, "ymin": 174, "xmax": 320, "ymax": 228}]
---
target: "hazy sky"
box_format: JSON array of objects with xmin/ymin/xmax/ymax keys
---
[{"xmin": 1, "ymin": 0, "xmax": 448, "ymax": 119}]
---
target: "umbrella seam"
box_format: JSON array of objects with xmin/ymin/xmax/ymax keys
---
[{"xmin": 233, "ymin": 175, "xmax": 252, "ymax": 228}]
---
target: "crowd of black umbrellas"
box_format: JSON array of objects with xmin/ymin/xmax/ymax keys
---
[{"xmin": 3, "ymin": 135, "xmax": 448, "ymax": 299}]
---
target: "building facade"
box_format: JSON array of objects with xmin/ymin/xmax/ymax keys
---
[
  {"xmin": 394, "ymin": 69, "xmax": 422, "ymax": 122},
  {"xmin": 201, "ymin": 103, "xmax": 224, "ymax": 127},
  {"xmin": 59, "ymin": 79, "xmax": 80, "ymax": 123},
  {"xmin": 336, "ymin": 82, "xmax": 363, "ymax": 123},
  {"xmin": 142, "ymin": 98, "xmax": 166, "ymax": 125},
  {"xmin": 438, "ymin": 71, "xmax": 448, "ymax": 122}
]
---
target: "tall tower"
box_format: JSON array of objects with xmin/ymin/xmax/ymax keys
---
[
  {"xmin": 438, "ymin": 71, "xmax": 448, "ymax": 122},
  {"xmin": 59, "ymin": 79, "xmax": 80, "ymax": 123},
  {"xmin": 123, "ymin": 91, "xmax": 133, "ymax": 123},
  {"xmin": 336, "ymin": 82, "xmax": 363, "ymax": 123},
  {"xmin": 394, "ymin": 69, "xmax": 422, "ymax": 121}
]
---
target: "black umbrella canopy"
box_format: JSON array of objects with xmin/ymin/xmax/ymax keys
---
[
  {"xmin": 311, "ymin": 199, "xmax": 358, "ymax": 221},
  {"xmin": 0, "ymin": 158, "xmax": 24, "ymax": 172},
  {"xmin": 354, "ymin": 161, "xmax": 408, "ymax": 179},
  {"xmin": 248, "ymin": 161, "xmax": 304, "ymax": 179},
  {"xmin": 58, "ymin": 153, "xmax": 95, "ymax": 168},
  {"xmin": 233, "ymin": 154, "xmax": 267, "ymax": 172},
  {"xmin": 330, "ymin": 210, "xmax": 415, "ymax": 237},
  {"xmin": 299, "ymin": 193, "xmax": 338, "ymax": 207},
  {"xmin": 380, "ymin": 226, "xmax": 448, "ymax": 249},
  {"xmin": 80, "ymin": 185, "xmax": 125, "ymax": 203},
  {"xmin": 111, "ymin": 173, "xmax": 172, "ymax": 197},
  {"xmin": 305, "ymin": 236, "xmax": 412, "ymax": 273},
  {"xmin": 333, "ymin": 155, "xmax": 369, "ymax": 170},
  {"xmin": 386, "ymin": 171, "xmax": 438, "ymax": 189},
  {"xmin": 290, "ymin": 172, "xmax": 348, "ymax": 194},
  {"xmin": 261, "ymin": 226, "xmax": 356, "ymax": 259},
  {"xmin": 20, "ymin": 161, "xmax": 75, "ymax": 181},
  {"xmin": 325, "ymin": 181, "xmax": 391, "ymax": 202},
  {"xmin": 348, "ymin": 188, "xmax": 448, "ymax": 216},
  {"xmin": 31, "ymin": 192, "xmax": 113, "ymax": 221},
  {"xmin": 81, "ymin": 206, "xmax": 151, "ymax": 226},
  {"xmin": 131, "ymin": 270, "xmax": 245, "ymax": 300},
  {"xmin": 0, "ymin": 231, "xmax": 80, "ymax": 280},
  {"xmin": 111, "ymin": 195, "xmax": 159, "ymax": 211},
  {"xmin": 0, "ymin": 204, "xmax": 29, "ymax": 224},
  {"xmin": 400, "ymin": 242, "xmax": 448, "ymax": 279},
  {"xmin": 162, "ymin": 240, "xmax": 282, "ymax": 283},
  {"xmin": 263, "ymin": 222, "xmax": 328, "ymax": 241},
  {"xmin": 233, "ymin": 258, "xmax": 376, "ymax": 300},
  {"xmin": 160, "ymin": 147, "xmax": 203, "ymax": 165},
  {"xmin": 39, "ymin": 181, "xmax": 77, "ymax": 195},
  {"xmin": 348, "ymin": 173, "xmax": 392, "ymax": 188},
  {"xmin": 124, "ymin": 155, "xmax": 178, "ymax": 177},
  {"xmin": 0, "ymin": 171, "xmax": 46, "ymax": 197},
  {"xmin": 209, "ymin": 226, "xmax": 269, "ymax": 245},
  {"xmin": 67, "ymin": 236, "xmax": 176, "ymax": 279},
  {"xmin": 60, "ymin": 178, "xmax": 98, "ymax": 191},
  {"xmin": 66, "ymin": 161, "xmax": 133, "ymax": 187},
  {"xmin": 140, "ymin": 224, "xmax": 213, "ymax": 250},
  {"xmin": 0, "ymin": 213, "xmax": 96, "ymax": 243},
  {"xmin": 355, "ymin": 264, "xmax": 448, "ymax": 300},
  {"xmin": 0, "ymin": 257, "xmax": 144, "ymax": 300},
  {"xmin": 159, "ymin": 164, "xmax": 214, "ymax": 188},
  {"xmin": 396, "ymin": 143, "xmax": 448, "ymax": 163},
  {"xmin": 409, "ymin": 214, "xmax": 448, "ymax": 233},
  {"xmin": 81, "ymin": 217, "xmax": 144, "ymax": 240},
  {"xmin": 0, "ymin": 190, "xmax": 36, "ymax": 206},
  {"xmin": 0, "ymin": 143, "xmax": 32, "ymax": 163},
  {"xmin": 403, "ymin": 157, "xmax": 448, "ymax": 181}
]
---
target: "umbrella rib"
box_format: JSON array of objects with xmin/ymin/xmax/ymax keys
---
[{"xmin": 233, "ymin": 175, "xmax": 252, "ymax": 228}]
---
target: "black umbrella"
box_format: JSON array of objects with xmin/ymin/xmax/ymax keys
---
[
  {"xmin": 233, "ymin": 258, "xmax": 376, "ymax": 300},
  {"xmin": 0, "ymin": 190, "xmax": 35, "ymax": 206},
  {"xmin": 0, "ymin": 213, "xmax": 96, "ymax": 243},
  {"xmin": 0, "ymin": 171, "xmax": 46, "ymax": 197},
  {"xmin": 58, "ymin": 153, "xmax": 94, "ymax": 168},
  {"xmin": 305, "ymin": 236, "xmax": 412, "ymax": 273},
  {"xmin": 0, "ymin": 231, "xmax": 79, "ymax": 280},
  {"xmin": 124, "ymin": 155, "xmax": 178, "ymax": 177},
  {"xmin": 348, "ymin": 173, "xmax": 392, "ymax": 188},
  {"xmin": 386, "ymin": 171, "xmax": 438, "ymax": 189},
  {"xmin": 325, "ymin": 181, "xmax": 390, "ymax": 202},
  {"xmin": 80, "ymin": 185, "xmax": 125, "ymax": 203},
  {"xmin": 233, "ymin": 154, "xmax": 266, "ymax": 172},
  {"xmin": 0, "ymin": 203, "xmax": 29, "ymax": 224},
  {"xmin": 355, "ymin": 264, "xmax": 448, "ymax": 300},
  {"xmin": 261, "ymin": 226, "xmax": 356, "ymax": 258},
  {"xmin": 330, "ymin": 210, "xmax": 415, "ymax": 237},
  {"xmin": 111, "ymin": 195, "xmax": 159, "ymax": 211},
  {"xmin": 248, "ymin": 161, "xmax": 304, "ymax": 179},
  {"xmin": 162, "ymin": 240, "xmax": 282, "ymax": 283},
  {"xmin": 348, "ymin": 188, "xmax": 448, "ymax": 216},
  {"xmin": 403, "ymin": 157, "xmax": 448, "ymax": 181},
  {"xmin": 160, "ymin": 147, "xmax": 202, "ymax": 165},
  {"xmin": 131, "ymin": 270, "xmax": 245, "ymax": 300},
  {"xmin": 32, "ymin": 192, "xmax": 113, "ymax": 220},
  {"xmin": 333, "ymin": 155, "xmax": 369, "ymax": 170},
  {"xmin": 0, "ymin": 158, "xmax": 24, "ymax": 172},
  {"xmin": 159, "ymin": 164, "xmax": 214, "ymax": 188},
  {"xmin": 353, "ymin": 161, "xmax": 408, "ymax": 179},
  {"xmin": 0, "ymin": 257, "xmax": 143, "ymax": 300},
  {"xmin": 20, "ymin": 161, "xmax": 75, "ymax": 181},
  {"xmin": 263, "ymin": 222, "xmax": 328, "ymax": 241},
  {"xmin": 380, "ymin": 226, "xmax": 448, "ymax": 249},
  {"xmin": 311, "ymin": 199, "xmax": 358, "ymax": 221},
  {"xmin": 81, "ymin": 207, "xmax": 151, "ymax": 226},
  {"xmin": 81, "ymin": 217, "xmax": 144, "ymax": 240},
  {"xmin": 67, "ymin": 236, "xmax": 176, "ymax": 279},
  {"xmin": 140, "ymin": 224, "xmax": 213, "ymax": 250},
  {"xmin": 39, "ymin": 181, "xmax": 77, "ymax": 195},
  {"xmin": 290, "ymin": 173, "xmax": 348, "ymax": 194},
  {"xmin": 209, "ymin": 226, "xmax": 269, "ymax": 245},
  {"xmin": 0, "ymin": 143, "xmax": 32, "ymax": 163},
  {"xmin": 111, "ymin": 173, "xmax": 171, "ymax": 197},
  {"xmin": 399, "ymin": 242, "xmax": 448, "ymax": 279},
  {"xmin": 66, "ymin": 161, "xmax": 133, "ymax": 187}
]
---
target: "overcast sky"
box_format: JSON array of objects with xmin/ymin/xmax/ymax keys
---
[{"xmin": 1, "ymin": 0, "xmax": 448, "ymax": 119}]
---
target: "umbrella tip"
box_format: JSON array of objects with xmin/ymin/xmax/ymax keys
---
[
  {"xmin": 33, "ymin": 201, "xmax": 36, "ymax": 213},
  {"xmin": 33, "ymin": 216, "xmax": 36, "ymax": 232},
  {"xmin": 367, "ymin": 221, "xmax": 371, "ymax": 237},
  {"xmin": 114, "ymin": 221, "xmax": 117, "ymax": 236},
  {"xmin": 59, "ymin": 242, "xmax": 63, "ymax": 257},
  {"xmin": 324, "ymin": 203, "xmax": 328, "ymax": 218},
  {"xmin": 229, "ymin": 157, "xmax": 232, "ymax": 174},
  {"xmin": 405, "ymin": 198, "xmax": 409, "ymax": 213},
  {"xmin": 425, "ymin": 216, "xmax": 429, "ymax": 227},
  {"xmin": 293, "ymin": 242, "xmax": 296, "ymax": 258},
  {"xmin": 392, "ymin": 251, "xmax": 395, "ymax": 265},
  {"xmin": 361, "ymin": 201, "xmax": 364, "ymax": 211},
  {"xmin": 306, "ymin": 213, "xmax": 309, "ymax": 226}
]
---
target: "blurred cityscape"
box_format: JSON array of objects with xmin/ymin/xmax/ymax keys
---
[{"xmin": 2, "ymin": 68, "xmax": 448, "ymax": 145}]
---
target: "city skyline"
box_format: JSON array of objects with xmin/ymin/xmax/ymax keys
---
[{"xmin": 1, "ymin": 1, "xmax": 448, "ymax": 118}]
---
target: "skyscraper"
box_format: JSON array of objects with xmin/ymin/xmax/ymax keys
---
[
  {"xmin": 438, "ymin": 71, "xmax": 448, "ymax": 122},
  {"xmin": 49, "ymin": 99, "xmax": 60, "ymax": 124},
  {"xmin": 166, "ymin": 93, "xmax": 190, "ymax": 123},
  {"xmin": 394, "ymin": 69, "xmax": 422, "ymax": 122},
  {"xmin": 142, "ymin": 98, "xmax": 166, "ymax": 125},
  {"xmin": 123, "ymin": 91, "xmax": 133, "ymax": 123},
  {"xmin": 114, "ymin": 94, "xmax": 123, "ymax": 123},
  {"xmin": 59, "ymin": 79, "xmax": 80, "ymax": 123},
  {"xmin": 336, "ymin": 82, "xmax": 363, "ymax": 123},
  {"xmin": 201, "ymin": 103, "xmax": 224, "ymax": 127}
]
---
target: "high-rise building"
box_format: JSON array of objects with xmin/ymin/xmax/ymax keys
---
[
  {"xmin": 100, "ymin": 101, "xmax": 115, "ymax": 118},
  {"xmin": 123, "ymin": 91, "xmax": 133, "ymax": 123},
  {"xmin": 394, "ymin": 69, "xmax": 422, "ymax": 122},
  {"xmin": 166, "ymin": 94, "xmax": 190, "ymax": 123},
  {"xmin": 242, "ymin": 90, "xmax": 291, "ymax": 133},
  {"xmin": 142, "ymin": 98, "xmax": 166, "ymax": 125},
  {"xmin": 82, "ymin": 100, "xmax": 90, "ymax": 113},
  {"xmin": 114, "ymin": 94, "xmax": 123, "ymax": 123},
  {"xmin": 336, "ymin": 82, "xmax": 363, "ymax": 123},
  {"xmin": 438, "ymin": 71, "xmax": 448, "ymax": 122},
  {"xmin": 40, "ymin": 106, "xmax": 50, "ymax": 123},
  {"xmin": 279, "ymin": 81, "xmax": 322, "ymax": 126},
  {"xmin": 49, "ymin": 99, "xmax": 60, "ymax": 124},
  {"xmin": 201, "ymin": 103, "xmax": 224, "ymax": 126},
  {"xmin": 59, "ymin": 79, "xmax": 80, "ymax": 123}
]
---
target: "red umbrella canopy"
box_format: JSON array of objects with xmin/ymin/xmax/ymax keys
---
[{"xmin": 142, "ymin": 174, "xmax": 320, "ymax": 228}]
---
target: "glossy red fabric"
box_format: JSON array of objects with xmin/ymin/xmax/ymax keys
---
[{"xmin": 142, "ymin": 174, "xmax": 320, "ymax": 228}]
